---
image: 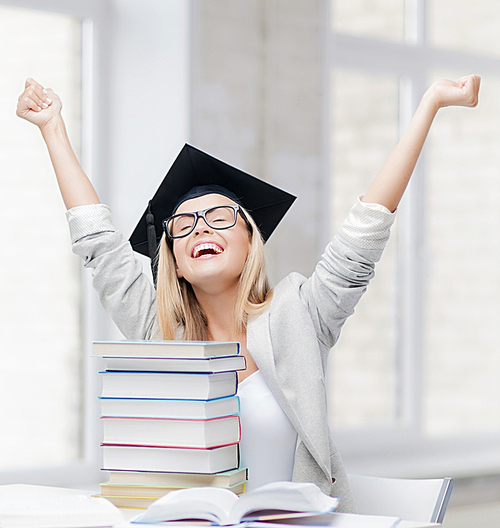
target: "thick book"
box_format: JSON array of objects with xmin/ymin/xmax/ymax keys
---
[
  {"xmin": 132, "ymin": 481, "xmax": 339, "ymax": 525},
  {"xmin": 93, "ymin": 495, "xmax": 156, "ymax": 511},
  {"xmin": 96, "ymin": 481, "xmax": 246, "ymax": 510},
  {"xmin": 96, "ymin": 485, "xmax": 247, "ymax": 511},
  {"xmin": 101, "ymin": 415, "xmax": 241, "ymax": 449},
  {"xmin": 99, "ymin": 480, "xmax": 246, "ymax": 499},
  {"xmin": 100, "ymin": 371, "xmax": 237, "ymax": 400},
  {"xmin": 100, "ymin": 355, "xmax": 246, "ymax": 373},
  {"xmin": 102, "ymin": 444, "xmax": 239, "ymax": 474},
  {"xmin": 99, "ymin": 395, "xmax": 240, "ymax": 419},
  {"xmin": 93, "ymin": 340, "xmax": 240, "ymax": 358},
  {"xmin": 105, "ymin": 467, "xmax": 248, "ymax": 487}
]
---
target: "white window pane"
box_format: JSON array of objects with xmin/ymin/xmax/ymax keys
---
[
  {"xmin": 0, "ymin": 5, "xmax": 82, "ymax": 470},
  {"xmin": 425, "ymin": 71, "xmax": 500, "ymax": 435},
  {"xmin": 328, "ymin": 69, "xmax": 399, "ymax": 429},
  {"xmin": 331, "ymin": 0, "xmax": 405, "ymax": 43},
  {"xmin": 428, "ymin": 0, "xmax": 500, "ymax": 56}
]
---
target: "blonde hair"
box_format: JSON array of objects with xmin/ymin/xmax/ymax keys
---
[{"xmin": 156, "ymin": 208, "xmax": 273, "ymax": 340}]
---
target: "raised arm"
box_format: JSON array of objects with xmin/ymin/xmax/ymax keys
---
[
  {"xmin": 361, "ymin": 74, "xmax": 481, "ymax": 212},
  {"xmin": 16, "ymin": 78, "xmax": 100, "ymax": 209}
]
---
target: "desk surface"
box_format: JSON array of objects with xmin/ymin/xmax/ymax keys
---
[
  {"xmin": 0, "ymin": 484, "xmax": 440, "ymax": 528},
  {"xmin": 119, "ymin": 508, "xmax": 439, "ymax": 528}
]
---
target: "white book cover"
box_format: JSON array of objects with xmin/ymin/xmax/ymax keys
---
[
  {"xmin": 101, "ymin": 415, "xmax": 241, "ymax": 449},
  {"xmin": 99, "ymin": 395, "xmax": 240, "ymax": 419},
  {"xmin": 93, "ymin": 340, "xmax": 240, "ymax": 358},
  {"xmin": 101, "ymin": 354, "xmax": 246, "ymax": 373},
  {"xmin": 100, "ymin": 371, "xmax": 237, "ymax": 400},
  {"xmin": 102, "ymin": 443, "xmax": 239, "ymax": 474}
]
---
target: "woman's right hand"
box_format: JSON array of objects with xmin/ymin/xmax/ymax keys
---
[{"xmin": 16, "ymin": 78, "xmax": 62, "ymax": 130}]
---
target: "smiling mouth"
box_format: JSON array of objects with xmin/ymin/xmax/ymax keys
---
[{"xmin": 192, "ymin": 242, "xmax": 224, "ymax": 259}]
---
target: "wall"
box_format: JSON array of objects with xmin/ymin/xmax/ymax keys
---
[
  {"xmin": 90, "ymin": 0, "xmax": 191, "ymax": 341},
  {"xmin": 190, "ymin": 0, "xmax": 325, "ymax": 284}
]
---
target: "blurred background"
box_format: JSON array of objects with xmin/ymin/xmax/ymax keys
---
[{"xmin": 1, "ymin": 1, "xmax": 500, "ymax": 525}]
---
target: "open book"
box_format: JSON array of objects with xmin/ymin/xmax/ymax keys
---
[{"xmin": 132, "ymin": 481, "xmax": 339, "ymax": 525}]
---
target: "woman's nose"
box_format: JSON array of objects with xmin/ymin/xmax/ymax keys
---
[{"xmin": 193, "ymin": 216, "xmax": 213, "ymax": 234}]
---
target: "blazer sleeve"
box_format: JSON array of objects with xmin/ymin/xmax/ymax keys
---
[
  {"xmin": 66, "ymin": 203, "xmax": 158, "ymax": 339},
  {"xmin": 297, "ymin": 198, "xmax": 396, "ymax": 348}
]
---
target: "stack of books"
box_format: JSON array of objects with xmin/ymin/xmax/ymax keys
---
[{"xmin": 93, "ymin": 340, "xmax": 247, "ymax": 510}]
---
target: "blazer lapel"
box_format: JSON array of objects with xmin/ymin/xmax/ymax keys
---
[{"xmin": 247, "ymin": 308, "xmax": 332, "ymax": 482}]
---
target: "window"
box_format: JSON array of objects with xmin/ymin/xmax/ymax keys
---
[
  {"xmin": 0, "ymin": 0, "xmax": 191, "ymax": 486},
  {"xmin": 0, "ymin": 4, "xmax": 83, "ymax": 472},
  {"xmin": 329, "ymin": 69, "xmax": 400, "ymax": 429},
  {"xmin": 326, "ymin": 0, "xmax": 500, "ymax": 476}
]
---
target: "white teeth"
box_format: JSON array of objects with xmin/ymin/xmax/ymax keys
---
[{"xmin": 193, "ymin": 243, "xmax": 223, "ymax": 259}]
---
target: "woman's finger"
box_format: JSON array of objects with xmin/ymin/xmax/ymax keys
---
[
  {"xmin": 20, "ymin": 94, "xmax": 41, "ymax": 113},
  {"xmin": 25, "ymin": 77, "xmax": 44, "ymax": 92},
  {"xmin": 20, "ymin": 88, "xmax": 51, "ymax": 112},
  {"xmin": 23, "ymin": 79, "xmax": 50, "ymax": 107},
  {"xmin": 466, "ymin": 75, "xmax": 480, "ymax": 107},
  {"xmin": 23, "ymin": 91, "xmax": 43, "ymax": 111},
  {"xmin": 456, "ymin": 74, "xmax": 480, "ymax": 107}
]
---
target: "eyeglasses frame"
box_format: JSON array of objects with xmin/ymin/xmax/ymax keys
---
[{"xmin": 163, "ymin": 204, "xmax": 252, "ymax": 239}]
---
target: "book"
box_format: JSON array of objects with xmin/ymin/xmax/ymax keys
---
[
  {"xmin": 132, "ymin": 481, "xmax": 339, "ymax": 525},
  {"xmin": 100, "ymin": 355, "xmax": 246, "ymax": 373},
  {"xmin": 99, "ymin": 480, "xmax": 246, "ymax": 499},
  {"xmin": 0, "ymin": 484, "xmax": 123, "ymax": 528},
  {"xmin": 99, "ymin": 395, "xmax": 240, "ymax": 419},
  {"xmin": 100, "ymin": 371, "xmax": 237, "ymax": 400},
  {"xmin": 95, "ymin": 481, "xmax": 246, "ymax": 510},
  {"xmin": 93, "ymin": 495, "xmax": 158, "ymax": 511},
  {"xmin": 96, "ymin": 481, "xmax": 247, "ymax": 511},
  {"xmin": 102, "ymin": 444, "xmax": 239, "ymax": 473},
  {"xmin": 93, "ymin": 340, "xmax": 240, "ymax": 358},
  {"xmin": 101, "ymin": 415, "xmax": 241, "ymax": 448},
  {"xmin": 105, "ymin": 467, "xmax": 248, "ymax": 487}
]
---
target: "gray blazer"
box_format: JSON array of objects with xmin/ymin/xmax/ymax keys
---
[{"xmin": 67, "ymin": 199, "xmax": 395, "ymax": 513}]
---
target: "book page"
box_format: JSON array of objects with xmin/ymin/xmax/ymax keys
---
[
  {"xmin": 135, "ymin": 486, "xmax": 239, "ymax": 524},
  {"xmin": 229, "ymin": 482, "xmax": 339, "ymax": 523},
  {"xmin": 134, "ymin": 481, "xmax": 339, "ymax": 526}
]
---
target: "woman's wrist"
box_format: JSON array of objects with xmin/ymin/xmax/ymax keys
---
[
  {"xmin": 419, "ymin": 88, "xmax": 442, "ymax": 116},
  {"xmin": 40, "ymin": 113, "xmax": 66, "ymax": 140}
]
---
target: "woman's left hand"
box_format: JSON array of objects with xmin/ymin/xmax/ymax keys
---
[{"xmin": 426, "ymin": 74, "xmax": 481, "ymax": 110}]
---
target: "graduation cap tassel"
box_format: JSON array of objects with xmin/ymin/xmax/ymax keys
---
[{"xmin": 146, "ymin": 200, "xmax": 158, "ymax": 285}]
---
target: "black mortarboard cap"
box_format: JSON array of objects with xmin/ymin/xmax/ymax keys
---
[{"xmin": 129, "ymin": 144, "xmax": 296, "ymax": 265}]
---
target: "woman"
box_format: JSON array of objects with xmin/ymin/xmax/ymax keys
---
[{"xmin": 16, "ymin": 75, "xmax": 480, "ymax": 511}]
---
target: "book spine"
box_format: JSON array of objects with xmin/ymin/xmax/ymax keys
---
[{"xmin": 97, "ymin": 341, "xmax": 245, "ymax": 485}]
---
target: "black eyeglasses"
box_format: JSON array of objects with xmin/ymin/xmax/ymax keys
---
[{"xmin": 163, "ymin": 204, "xmax": 251, "ymax": 239}]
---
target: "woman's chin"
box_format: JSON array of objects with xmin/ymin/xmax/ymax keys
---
[{"xmin": 187, "ymin": 271, "xmax": 241, "ymax": 296}]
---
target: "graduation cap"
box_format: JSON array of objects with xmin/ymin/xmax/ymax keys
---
[{"xmin": 129, "ymin": 144, "xmax": 296, "ymax": 278}]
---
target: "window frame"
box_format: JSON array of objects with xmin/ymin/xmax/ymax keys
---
[
  {"xmin": 323, "ymin": 0, "xmax": 500, "ymax": 478},
  {"xmin": 0, "ymin": 0, "xmax": 106, "ymax": 487}
]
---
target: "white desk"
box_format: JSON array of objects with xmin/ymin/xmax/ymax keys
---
[
  {"xmin": 0, "ymin": 485, "xmax": 441, "ymax": 528},
  {"xmin": 119, "ymin": 509, "xmax": 440, "ymax": 528}
]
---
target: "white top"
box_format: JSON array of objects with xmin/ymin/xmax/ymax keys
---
[{"xmin": 237, "ymin": 370, "xmax": 298, "ymax": 492}]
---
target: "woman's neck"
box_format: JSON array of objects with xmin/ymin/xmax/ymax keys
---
[
  {"xmin": 193, "ymin": 284, "xmax": 241, "ymax": 342},
  {"xmin": 193, "ymin": 284, "xmax": 258, "ymax": 382}
]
